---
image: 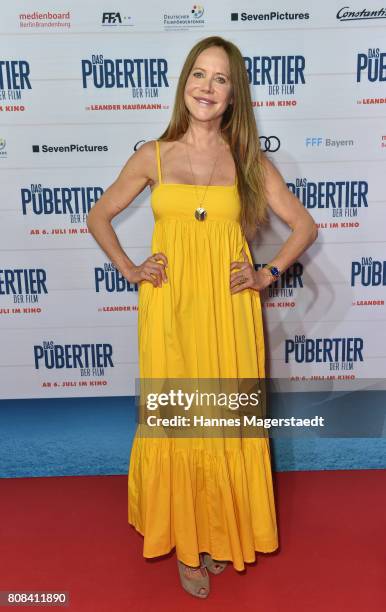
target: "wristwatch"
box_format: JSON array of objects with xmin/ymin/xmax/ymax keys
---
[{"xmin": 263, "ymin": 264, "xmax": 281, "ymax": 280}]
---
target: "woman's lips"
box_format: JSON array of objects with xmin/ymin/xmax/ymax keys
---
[{"xmin": 194, "ymin": 97, "xmax": 215, "ymax": 105}]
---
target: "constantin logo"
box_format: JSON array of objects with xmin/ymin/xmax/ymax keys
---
[
  {"xmin": 259, "ymin": 136, "xmax": 280, "ymax": 152},
  {"xmin": 337, "ymin": 6, "xmax": 386, "ymax": 21},
  {"xmin": 101, "ymin": 12, "xmax": 133, "ymax": 26}
]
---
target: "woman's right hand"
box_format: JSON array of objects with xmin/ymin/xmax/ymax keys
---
[{"xmin": 126, "ymin": 252, "xmax": 168, "ymax": 288}]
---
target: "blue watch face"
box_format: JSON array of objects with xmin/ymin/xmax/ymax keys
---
[{"xmin": 270, "ymin": 267, "xmax": 280, "ymax": 277}]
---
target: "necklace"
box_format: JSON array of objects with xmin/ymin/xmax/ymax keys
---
[{"xmin": 185, "ymin": 143, "xmax": 221, "ymax": 221}]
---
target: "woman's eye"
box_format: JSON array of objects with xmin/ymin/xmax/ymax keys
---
[{"xmin": 192, "ymin": 72, "xmax": 226, "ymax": 84}]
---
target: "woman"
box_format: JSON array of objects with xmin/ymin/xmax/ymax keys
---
[{"xmin": 87, "ymin": 36, "xmax": 318, "ymax": 599}]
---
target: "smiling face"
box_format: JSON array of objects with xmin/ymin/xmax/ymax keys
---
[{"xmin": 183, "ymin": 46, "xmax": 233, "ymax": 125}]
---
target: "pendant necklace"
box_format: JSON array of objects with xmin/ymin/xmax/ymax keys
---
[{"xmin": 186, "ymin": 143, "xmax": 221, "ymax": 221}]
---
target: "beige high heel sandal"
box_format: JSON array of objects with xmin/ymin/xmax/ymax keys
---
[
  {"xmin": 202, "ymin": 553, "xmax": 228, "ymax": 575},
  {"xmin": 177, "ymin": 559, "xmax": 210, "ymax": 599}
]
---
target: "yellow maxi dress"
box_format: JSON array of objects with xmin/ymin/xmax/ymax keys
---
[{"xmin": 128, "ymin": 140, "xmax": 278, "ymax": 571}]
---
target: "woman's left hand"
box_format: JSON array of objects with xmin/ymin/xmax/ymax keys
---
[{"xmin": 230, "ymin": 248, "xmax": 272, "ymax": 294}]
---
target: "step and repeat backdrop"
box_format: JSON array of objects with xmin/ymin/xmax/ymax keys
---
[{"xmin": 0, "ymin": 1, "xmax": 385, "ymax": 399}]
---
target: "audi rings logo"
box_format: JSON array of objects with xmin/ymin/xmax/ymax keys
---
[
  {"xmin": 259, "ymin": 136, "xmax": 280, "ymax": 152},
  {"xmin": 134, "ymin": 139, "xmax": 146, "ymax": 150}
]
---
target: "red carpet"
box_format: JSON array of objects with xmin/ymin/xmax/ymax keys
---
[{"xmin": 0, "ymin": 469, "xmax": 385, "ymax": 611}]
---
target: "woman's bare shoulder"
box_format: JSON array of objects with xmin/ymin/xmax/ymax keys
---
[
  {"xmin": 134, "ymin": 139, "xmax": 180, "ymax": 185},
  {"xmin": 134, "ymin": 139, "xmax": 158, "ymax": 160},
  {"xmin": 128, "ymin": 140, "xmax": 160, "ymax": 185},
  {"xmin": 135, "ymin": 139, "xmax": 177, "ymax": 163},
  {"xmin": 157, "ymin": 139, "xmax": 180, "ymax": 154}
]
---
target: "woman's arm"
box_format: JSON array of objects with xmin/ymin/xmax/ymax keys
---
[
  {"xmin": 86, "ymin": 141, "xmax": 167, "ymax": 286},
  {"xmin": 258, "ymin": 153, "xmax": 318, "ymax": 284}
]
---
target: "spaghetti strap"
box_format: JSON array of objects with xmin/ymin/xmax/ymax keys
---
[{"xmin": 155, "ymin": 140, "xmax": 163, "ymax": 184}]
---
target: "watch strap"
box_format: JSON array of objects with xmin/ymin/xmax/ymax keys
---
[{"xmin": 263, "ymin": 264, "xmax": 281, "ymax": 278}]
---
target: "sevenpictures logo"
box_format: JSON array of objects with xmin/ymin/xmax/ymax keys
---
[
  {"xmin": 231, "ymin": 11, "xmax": 310, "ymax": 22},
  {"xmin": 32, "ymin": 143, "xmax": 108, "ymax": 154},
  {"xmin": 336, "ymin": 6, "xmax": 386, "ymax": 21}
]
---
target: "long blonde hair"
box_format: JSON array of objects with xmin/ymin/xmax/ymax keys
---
[{"xmin": 158, "ymin": 35, "xmax": 268, "ymax": 241}]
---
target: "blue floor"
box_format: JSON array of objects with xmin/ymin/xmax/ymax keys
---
[{"xmin": 1, "ymin": 393, "xmax": 385, "ymax": 478}]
